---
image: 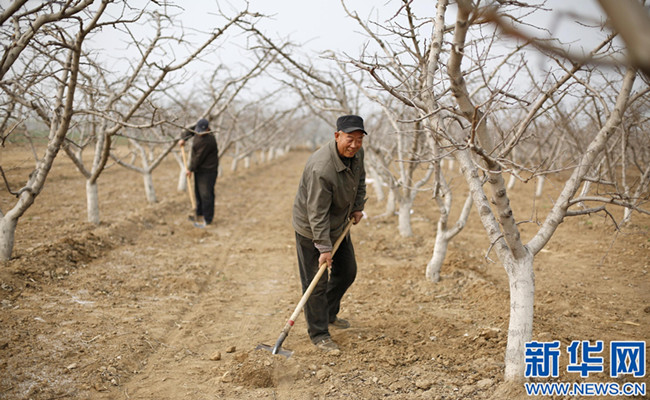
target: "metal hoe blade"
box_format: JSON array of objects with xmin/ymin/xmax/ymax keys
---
[{"xmin": 255, "ymin": 343, "xmax": 293, "ymax": 359}]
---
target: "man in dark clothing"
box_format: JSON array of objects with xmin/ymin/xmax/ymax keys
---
[
  {"xmin": 179, "ymin": 118, "xmax": 219, "ymax": 228},
  {"xmin": 292, "ymin": 115, "xmax": 367, "ymax": 352}
]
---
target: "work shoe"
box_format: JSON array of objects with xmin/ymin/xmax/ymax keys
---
[
  {"xmin": 329, "ymin": 317, "xmax": 350, "ymax": 329},
  {"xmin": 315, "ymin": 337, "xmax": 340, "ymax": 352},
  {"xmin": 193, "ymin": 221, "xmax": 206, "ymax": 228}
]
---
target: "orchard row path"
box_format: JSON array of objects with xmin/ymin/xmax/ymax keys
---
[{"xmin": 1, "ymin": 148, "xmax": 648, "ymax": 400}]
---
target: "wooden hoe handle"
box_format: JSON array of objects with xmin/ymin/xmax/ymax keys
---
[{"xmin": 271, "ymin": 218, "xmax": 355, "ymax": 354}]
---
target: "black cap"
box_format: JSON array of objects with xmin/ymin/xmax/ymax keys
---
[
  {"xmin": 336, "ymin": 115, "xmax": 367, "ymax": 135},
  {"xmin": 196, "ymin": 118, "xmax": 209, "ymax": 133}
]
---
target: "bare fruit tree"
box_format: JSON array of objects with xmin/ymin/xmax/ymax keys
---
[
  {"xmin": 109, "ymin": 122, "xmax": 178, "ymax": 204},
  {"xmin": 0, "ymin": 0, "xmax": 106, "ymax": 261},
  {"xmin": 447, "ymin": 1, "xmax": 646, "ymax": 381},
  {"xmin": 62, "ymin": 6, "xmax": 255, "ymax": 224},
  {"xmin": 111, "ymin": 47, "xmax": 278, "ymax": 203},
  {"xmin": 339, "ymin": 0, "xmax": 472, "ymax": 276},
  {"xmin": 344, "ymin": 0, "xmax": 649, "ymax": 382}
]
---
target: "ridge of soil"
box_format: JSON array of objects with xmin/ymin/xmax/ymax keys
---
[{"xmin": 0, "ymin": 148, "xmax": 648, "ymax": 399}]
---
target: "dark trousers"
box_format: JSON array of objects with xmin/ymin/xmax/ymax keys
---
[
  {"xmin": 194, "ymin": 170, "xmax": 217, "ymax": 224},
  {"xmin": 295, "ymin": 231, "xmax": 357, "ymax": 343}
]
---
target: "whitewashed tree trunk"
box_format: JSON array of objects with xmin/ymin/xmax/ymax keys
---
[
  {"xmin": 426, "ymin": 226, "xmax": 450, "ymax": 282},
  {"xmin": 368, "ymin": 165, "xmax": 385, "ymax": 202},
  {"xmin": 244, "ymin": 156, "xmax": 251, "ymax": 169},
  {"xmin": 446, "ymin": 158, "xmax": 454, "ymax": 171},
  {"xmin": 504, "ymin": 253, "xmax": 535, "ymax": 380},
  {"xmin": 622, "ymin": 207, "xmax": 633, "ymax": 225},
  {"xmin": 172, "ymin": 152, "xmax": 187, "ymax": 192},
  {"xmin": 448, "ymin": 4, "xmax": 539, "ymax": 381},
  {"xmin": 143, "ymin": 172, "xmax": 157, "ymax": 203},
  {"xmin": 385, "ymin": 188, "xmax": 397, "ymax": 216},
  {"xmin": 0, "ymin": 5, "xmax": 102, "ymax": 260},
  {"xmin": 86, "ymin": 180, "xmax": 100, "ymax": 225},
  {"xmin": 177, "ymin": 167, "xmax": 187, "ymax": 192},
  {"xmin": 535, "ymin": 176, "xmax": 545, "ymax": 198},
  {"xmin": 576, "ymin": 180, "xmax": 591, "ymax": 209},
  {"xmin": 397, "ymin": 198, "xmax": 413, "ymax": 237},
  {"xmin": 426, "ymin": 194, "xmax": 472, "ymax": 282},
  {"xmin": 456, "ymin": 146, "xmax": 535, "ymax": 383},
  {"xmin": 0, "ymin": 216, "xmax": 18, "ymax": 261},
  {"xmin": 620, "ymin": 164, "xmax": 650, "ymax": 225},
  {"xmin": 232, "ymin": 142, "xmax": 241, "ymax": 172}
]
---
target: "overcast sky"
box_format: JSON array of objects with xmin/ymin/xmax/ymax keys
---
[
  {"xmin": 234, "ymin": 0, "xmax": 609, "ymax": 56},
  {"xmin": 95, "ymin": 0, "xmax": 615, "ymax": 97},
  {"xmin": 172, "ymin": 0, "xmax": 612, "ymax": 74}
]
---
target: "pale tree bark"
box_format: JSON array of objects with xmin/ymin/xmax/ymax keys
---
[
  {"xmin": 0, "ymin": 216, "xmax": 17, "ymax": 261},
  {"xmin": 447, "ymin": 4, "xmax": 535, "ymax": 378},
  {"xmin": 0, "ymin": 1, "xmax": 107, "ymax": 260},
  {"xmin": 425, "ymin": 116, "xmax": 472, "ymax": 283},
  {"xmin": 174, "ymin": 152, "xmax": 188, "ymax": 192},
  {"xmin": 110, "ymin": 132, "xmax": 177, "ymax": 204},
  {"xmin": 447, "ymin": 0, "xmax": 641, "ymax": 381},
  {"xmin": 86, "ymin": 180, "xmax": 100, "ymax": 224},
  {"xmin": 385, "ymin": 188, "xmax": 397, "ymax": 216},
  {"xmin": 527, "ymin": 69, "xmax": 637, "ymax": 254},
  {"xmin": 426, "ymin": 186, "xmax": 473, "ymax": 282},
  {"xmin": 367, "ymin": 164, "xmax": 385, "ymax": 202},
  {"xmin": 341, "ymin": 66, "xmax": 434, "ymax": 238},
  {"xmin": 0, "ymin": 0, "xmax": 94, "ymax": 80},
  {"xmin": 64, "ymin": 8, "xmax": 254, "ymax": 224},
  {"xmin": 365, "ymin": 144, "xmax": 398, "ymax": 215},
  {"xmin": 343, "ymin": 0, "xmax": 468, "ymax": 252},
  {"xmin": 395, "ymin": 120, "xmax": 434, "ymax": 237}
]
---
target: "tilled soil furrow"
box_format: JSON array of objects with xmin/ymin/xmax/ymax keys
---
[{"xmin": 109, "ymin": 153, "xmax": 308, "ymax": 399}]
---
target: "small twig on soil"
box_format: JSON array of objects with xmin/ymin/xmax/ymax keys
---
[
  {"xmin": 605, "ymin": 320, "xmax": 640, "ymax": 326},
  {"xmin": 82, "ymin": 334, "xmax": 101, "ymax": 344}
]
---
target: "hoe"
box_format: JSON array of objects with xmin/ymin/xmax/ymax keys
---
[{"xmin": 256, "ymin": 219, "xmax": 354, "ymax": 358}]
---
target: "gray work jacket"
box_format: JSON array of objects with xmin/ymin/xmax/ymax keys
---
[{"xmin": 292, "ymin": 139, "xmax": 366, "ymax": 252}]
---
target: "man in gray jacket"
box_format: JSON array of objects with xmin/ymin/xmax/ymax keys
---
[{"xmin": 292, "ymin": 115, "xmax": 367, "ymax": 352}]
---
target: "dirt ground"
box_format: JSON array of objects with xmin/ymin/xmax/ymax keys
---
[{"xmin": 0, "ymin": 147, "xmax": 648, "ymax": 400}]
